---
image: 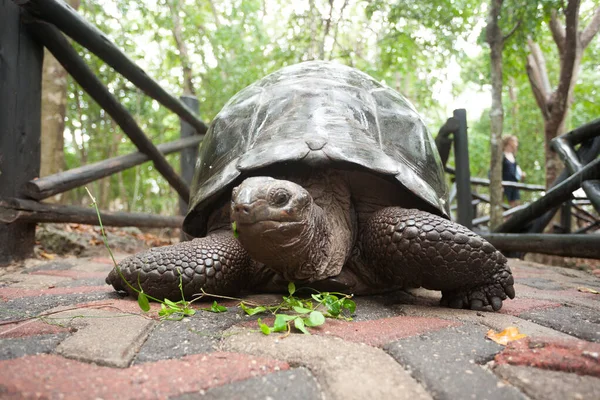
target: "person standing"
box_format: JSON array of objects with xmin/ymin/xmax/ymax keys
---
[{"xmin": 502, "ymin": 135, "xmax": 526, "ymax": 207}]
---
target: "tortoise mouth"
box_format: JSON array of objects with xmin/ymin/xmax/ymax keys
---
[{"xmin": 231, "ymin": 200, "xmax": 303, "ymax": 225}]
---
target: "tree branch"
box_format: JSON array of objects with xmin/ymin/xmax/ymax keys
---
[
  {"xmin": 549, "ymin": 9, "xmax": 566, "ymax": 55},
  {"xmin": 527, "ymin": 38, "xmax": 552, "ymax": 97},
  {"xmin": 552, "ymin": 0, "xmax": 581, "ymax": 122},
  {"xmin": 502, "ymin": 20, "xmax": 521, "ymax": 42},
  {"xmin": 526, "ymin": 54, "xmax": 550, "ymax": 120},
  {"xmin": 581, "ymin": 6, "xmax": 600, "ymax": 49}
]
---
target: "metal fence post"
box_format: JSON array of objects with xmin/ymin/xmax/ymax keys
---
[
  {"xmin": 178, "ymin": 95, "xmax": 200, "ymax": 236},
  {"xmin": 0, "ymin": 1, "xmax": 43, "ymax": 265},
  {"xmin": 453, "ymin": 109, "xmax": 473, "ymax": 229}
]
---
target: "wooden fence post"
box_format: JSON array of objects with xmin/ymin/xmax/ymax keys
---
[
  {"xmin": 178, "ymin": 95, "xmax": 200, "ymax": 239},
  {"xmin": 0, "ymin": 1, "xmax": 43, "ymax": 265}
]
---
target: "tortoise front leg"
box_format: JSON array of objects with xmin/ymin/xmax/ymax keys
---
[
  {"xmin": 106, "ymin": 231, "xmax": 253, "ymax": 301},
  {"xmin": 360, "ymin": 207, "xmax": 515, "ymax": 311}
]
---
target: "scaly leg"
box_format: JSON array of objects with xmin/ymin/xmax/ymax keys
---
[
  {"xmin": 106, "ymin": 231, "xmax": 254, "ymax": 301},
  {"xmin": 360, "ymin": 207, "xmax": 515, "ymax": 311}
]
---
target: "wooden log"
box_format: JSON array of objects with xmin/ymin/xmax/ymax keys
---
[
  {"xmin": 434, "ymin": 117, "xmax": 459, "ymax": 167},
  {"xmin": 481, "ymin": 233, "xmax": 600, "ymax": 260},
  {"xmin": 0, "ymin": 1, "xmax": 43, "ymax": 265},
  {"xmin": 552, "ymin": 135, "xmax": 600, "ymax": 214},
  {"xmin": 21, "ymin": 14, "xmax": 191, "ymax": 201},
  {"xmin": 495, "ymin": 157, "xmax": 600, "ymax": 233},
  {"xmin": 25, "ymin": 136, "xmax": 202, "ymax": 200},
  {"xmin": 561, "ymin": 118, "xmax": 600, "ymax": 145},
  {"xmin": 14, "ymin": 0, "xmax": 208, "ymax": 135},
  {"xmin": 179, "ymin": 96, "xmax": 200, "ymax": 216},
  {"xmin": 453, "ymin": 109, "xmax": 473, "ymax": 229},
  {"xmin": 445, "ymin": 167, "xmax": 546, "ymax": 191},
  {"xmin": 0, "ymin": 198, "xmax": 183, "ymax": 228}
]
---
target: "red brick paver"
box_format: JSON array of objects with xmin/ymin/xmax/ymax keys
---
[
  {"xmin": 0, "ymin": 320, "xmax": 70, "ymax": 338},
  {"xmin": 315, "ymin": 316, "xmax": 460, "ymax": 347},
  {"xmin": 499, "ymin": 298, "xmax": 562, "ymax": 316},
  {"xmin": 0, "ymin": 352, "xmax": 289, "ymax": 399},
  {"xmin": 495, "ymin": 337, "xmax": 600, "ymax": 377},
  {"xmin": 0, "ymin": 285, "xmax": 113, "ymax": 301},
  {"xmin": 29, "ymin": 270, "xmax": 108, "ymax": 279}
]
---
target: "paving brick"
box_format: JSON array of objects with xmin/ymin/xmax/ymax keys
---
[
  {"xmin": 0, "ymin": 333, "xmax": 68, "ymax": 360},
  {"xmin": 172, "ymin": 367, "xmax": 321, "ymax": 400},
  {"xmin": 71, "ymin": 260, "xmax": 116, "ymax": 273},
  {"xmin": 493, "ymin": 364, "xmax": 600, "ymax": 400},
  {"xmin": 223, "ymin": 327, "xmax": 432, "ymax": 400},
  {"xmin": 0, "ymin": 352, "xmax": 288, "ymax": 399},
  {"xmin": 519, "ymin": 305, "xmax": 600, "ymax": 342},
  {"xmin": 30, "ymin": 269, "xmax": 107, "ymax": 280},
  {"xmin": 51, "ymin": 308, "xmax": 156, "ymax": 367},
  {"xmin": 499, "ymin": 298, "xmax": 562, "ymax": 316},
  {"xmin": 383, "ymin": 324, "xmax": 526, "ymax": 400},
  {"xmin": 395, "ymin": 304, "xmax": 573, "ymax": 339},
  {"xmin": 0, "ymin": 319, "xmax": 70, "ymax": 338},
  {"xmin": 135, "ymin": 307, "xmax": 245, "ymax": 364},
  {"xmin": 314, "ymin": 315, "xmax": 460, "ymax": 347},
  {"xmin": 0, "ymin": 291, "xmax": 116, "ymax": 322},
  {"xmin": 25, "ymin": 260, "xmax": 76, "ymax": 272},
  {"xmin": 494, "ymin": 337, "xmax": 600, "ymax": 376},
  {"xmin": 517, "ymin": 278, "xmax": 567, "ymax": 291},
  {"xmin": 0, "ymin": 285, "xmax": 113, "ymax": 301},
  {"xmin": 0, "ymin": 273, "xmax": 72, "ymax": 289}
]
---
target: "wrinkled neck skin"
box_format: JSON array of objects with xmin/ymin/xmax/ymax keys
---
[{"xmin": 233, "ymin": 171, "xmax": 354, "ymax": 283}]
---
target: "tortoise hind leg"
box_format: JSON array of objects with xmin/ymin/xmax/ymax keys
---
[
  {"xmin": 106, "ymin": 231, "xmax": 253, "ymax": 301},
  {"xmin": 360, "ymin": 207, "xmax": 515, "ymax": 311}
]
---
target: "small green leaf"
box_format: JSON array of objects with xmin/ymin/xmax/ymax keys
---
[
  {"xmin": 342, "ymin": 299, "xmax": 356, "ymax": 314},
  {"xmin": 292, "ymin": 306, "xmax": 312, "ymax": 314},
  {"xmin": 305, "ymin": 311, "xmax": 325, "ymax": 327},
  {"xmin": 288, "ymin": 282, "xmax": 296, "ymax": 295},
  {"xmin": 240, "ymin": 302, "xmax": 267, "ymax": 315},
  {"xmin": 164, "ymin": 299, "xmax": 182, "ymax": 310},
  {"xmin": 294, "ymin": 317, "xmax": 309, "ymax": 334},
  {"xmin": 273, "ymin": 314, "xmax": 294, "ymax": 332},
  {"xmin": 232, "ymin": 221, "xmax": 239, "ymax": 238},
  {"xmin": 210, "ymin": 301, "xmax": 228, "ymax": 313},
  {"xmin": 257, "ymin": 318, "xmax": 271, "ymax": 335},
  {"xmin": 183, "ymin": 308, "xmax": 197, "ymax": 316},
  {"xmin": 137, "ymin": 292, "xmax": 150, "ymax": 312}
]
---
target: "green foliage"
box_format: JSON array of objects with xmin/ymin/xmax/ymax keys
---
[{"xmin": 240, "ymin": 281, "xmax": 356, "ymax": 335}]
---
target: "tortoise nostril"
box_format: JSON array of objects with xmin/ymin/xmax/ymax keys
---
[{"xmin": 235, "ymin": 205, "xmax": 250, "ymax": 215}]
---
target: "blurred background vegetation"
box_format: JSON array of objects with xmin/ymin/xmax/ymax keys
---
[{"xmin": 43, "ymin": 0, "xmax": 599, "ymax": 217}]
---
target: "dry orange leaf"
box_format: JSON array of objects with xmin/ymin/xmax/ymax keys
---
[
  {"xmin": 577, "ymin": 287, "xmax": 599, "ymax": 294},
  {"xmin": 39, "ymin": 251, "xmax": 55, "ymax": 260},
  {"xmin": 486, "ymin": 327, "xmax": 527, "ymax": 345}
]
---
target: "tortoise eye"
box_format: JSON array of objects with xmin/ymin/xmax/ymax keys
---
[{"xmin": 269, "ymin": 188, "xmax": 290, "ymax": 207}]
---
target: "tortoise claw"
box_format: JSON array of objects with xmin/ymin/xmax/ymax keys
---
[{"xmin": 469, "ymin": 299, "xmax": 484, "ymax": 311}]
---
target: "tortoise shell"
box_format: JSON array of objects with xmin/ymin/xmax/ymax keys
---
[{"xmin": 183, "ymin": 61, "xmax": 448, "ymax": 236}]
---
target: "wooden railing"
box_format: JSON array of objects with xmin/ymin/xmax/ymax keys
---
[{"xmin": 0, "ymin": 0, "xmax": 207, "ymax": 264}]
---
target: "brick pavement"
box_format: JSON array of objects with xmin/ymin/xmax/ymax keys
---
[{"xmin": 0, "ymin": 254, "xmax": 598, "ymax": 399}]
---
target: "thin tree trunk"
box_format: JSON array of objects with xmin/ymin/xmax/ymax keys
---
[
  {"xmin": 40, "ymin": 0, "xmax": 81, "ymax": 203},
  {"xmin": 168, "ymin": 0, "xmax": 196, "ymax": 96},
  {"xmin": 486, "ymin": 0, "xmax": 505, "ymax": 229}
]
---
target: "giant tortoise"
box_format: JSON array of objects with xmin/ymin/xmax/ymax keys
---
[{"xmin": 107, "ymin": 61, "xmax": 515, "ymax": 311}]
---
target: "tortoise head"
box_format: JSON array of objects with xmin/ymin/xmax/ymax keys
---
[{"xmin": 230, "ymin": 176, "xmax": 319, "ymax": 279}]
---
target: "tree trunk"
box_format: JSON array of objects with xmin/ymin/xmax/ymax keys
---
[
  {"xmin": 168, "ymin": 0, "xmax": 196, "ymax": 96},
  {"xmin": 526, "ymin": 1, "xmax": 600, "ymax": 187},
  {"xmin": 39, "ymin": 0, "xmax": 81, "ymax": 203},
  {"xmin": 486, "ymin": 0, "xmax": 505, "ymax": 230}
]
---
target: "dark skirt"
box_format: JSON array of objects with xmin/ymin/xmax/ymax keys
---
[{"xmin": 504, "ymin": 186, "xmax": 520, "ymax": 202}]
